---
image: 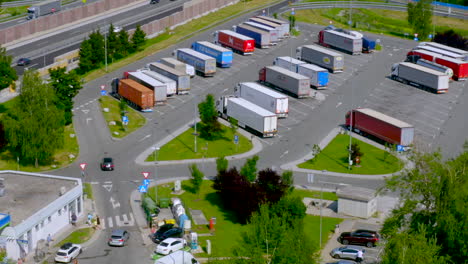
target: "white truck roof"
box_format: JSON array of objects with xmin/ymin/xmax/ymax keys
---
[
  {"xmin": 325, "ymin": 29, "xmax": 361, "ymax": 40},
  {"xmin": 229, "ymin": 97, "xmax": 276, "ymax": 117},
  {"xmin": 219, "ymin": 30, "xmax": 253, "ymax": 41},
  {"xmin": 302, "ymin": 45, "xmax": 342, "ymax": 57},
  {"xmin": 239, "ymin": 82, "xmax": 287, "ymax": 98},
  {"xmin": 298, "ymin": 63, "xmax": 328, "ymax": 72},
  {"xmin": 178, "ymin": 48, "xmax": 214, "ymax": 61},
  {"xmin": 276, "ymin": 56, "xmax": 305, "ymax": 65},
  {"xmin": 268, "ymin": 65, "xmax": 310, "ymax": 80},
  {"xmin": 128, "ymin": 71, "xmax": 165, "ymax": 87},
  {"xmin": 356, "ymin": 108, "xmax": 413, "ymax": 128},
  {"xmin": 400, "ymin": 62, "xmax": 446, "ymax": 76}
]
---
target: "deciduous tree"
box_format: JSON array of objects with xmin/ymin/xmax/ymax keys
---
[
  {"xmin": 49, "ymin": 67, "xmax": 82, "ymax": 125},
  {"xmin": 0, "ymin": 45, "xmax": 17, "ymax": 90},
  {"xmin": 407, "ymin": 0, "xmax": 432, "ymax": 40},
  {"xmin": 434, "ymin": 29, "xmax": 468, "ymax": 50},
  {"xmin": 198, "ymin": 94, "xmax": 222, "ymax": 140},
  {"xmin": 78, "ymin": 39, "xmax": 94, "ymax": 74},
  {"xmin": 240, "ymin": 155, "xmax": 259, "ymax": 182},
  {"xmin": 215, "ymin": 156, "xmax": 228, "ymax": 174},
  {"xmin": 189, "ymin": 163, "xmax": 204, "ymax": 195}
]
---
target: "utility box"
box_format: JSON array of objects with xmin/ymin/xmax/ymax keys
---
[{"xmin": 337, "ymin": 186, "xmax": 377, "ymax": 219}]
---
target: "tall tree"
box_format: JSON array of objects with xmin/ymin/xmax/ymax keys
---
[
  {"xmin": 0, "ymin": 45, "xmax": 18, "ymax": 90},
  {"xmin": 106, "ymin": 24, "xmax": 120, "ymax": 61},
  {"xmin": 115, "ymin": 30, "xmax": 132, "ymax": 59},
  {"xmin": 240, "ymin": 155, "xmax": 259, "ymax": 182},
  {"xmin": 215, "ymin": 156, "xmax": 228, "ymax": 174},
  {"xmin": 2, "ymin": 70, "xmax": 64, "ymax": 166},
  {"xmin": 88, "ymin": 30, "xmax": 105, "ymax": 66},
  {"xmin": 131, "ymin": 24, "xmax": 146, "ymax": 52},
  {"xmin": 49, "ymin": 67, "xmax": 83, "ymax": 125},
  {"xmin": 198, "ymin": 94, "xmax": 222, "ymax": 140},
  {"xmin": 189, "ymin": 163, "xmax": 204, "ymax": 195},
  {"xmin": 78, "ymin": 39, "xmax": 94, "ymax": 74},
  {"xmin": 256, "ymin": 168, "xmax": 290, "ymax": 204},
  {"xmin": 407, "ymin": 0, "xmax": 432, "ymax": 40},
  {"xmin": 434, "ymin": 29, "xmax": 468, "ymax": 50}
]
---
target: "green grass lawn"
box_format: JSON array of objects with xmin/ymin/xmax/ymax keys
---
[
  {"xmin": 292, "ymin": 188, "xmax": 338, "ymax": 201},
  {"xmin": 147, "ymin": 180, "xmax": 342, "ymax": 257},
  {"xmin": 83, "ymin": 183, "xmax": 94, "ymax": 200},
  {"xmin": 298, "ymin": 134, "xmax": 402, "ymax": 174},
  {"xmin": 98, "ymin": 95, "xmax": 146, "ymax": 138},
  {"xmin": 291, "ymin": 8, "xmax": 468, "ymax": 40},
  {"xmin": 56, "ymin": 227, "xmax": 95, "ymax": 246},
  {"xmin": 146, "ymin": 123, "xmax": 253, "ymax": 161}
]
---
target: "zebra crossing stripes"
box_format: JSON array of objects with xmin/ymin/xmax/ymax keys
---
[{"xmin": 100, "ymin": 213, "xmax": 135, "ymax": 229}]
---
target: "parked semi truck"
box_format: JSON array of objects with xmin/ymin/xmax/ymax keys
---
[
  {"xmin": 242, "ymin": 21, "xmax": 279, "ymax": 43},
  {"xmin": 148, "ymin": 62, "xmax": 190, "ymax": 94},
  {"xmin": 213, "ymin": 30, "xmax": 255, "ymax": 55},
  {"xmin": 248, "ymin": 17, "xmax": 286, "ymax": 39},
  {"xmin": 174, "ymin": 48, "xmax": 216, "ymax": 77},
  {"xmin": 416, "ymin": 45, "xmax": 466, "ymax": 61},
  {"xmin": 362, "ymin": 37, "xmax": 376, "ymax": 53},
  {"xmin": 256, "ymin": 16, "xmax": 290, "ymax": 38},
  {"xmin": 418, "ymin": 42, "xmax": 468, "ymax": 61},
  {"xmin": 406, "ymin": 57, "xmax": 454, "ymax": 79},
  {"xmin": 391, "ymin": 62, "xmax": 449, "ymax": 93},
  {"xmin": 125, "ymin": 71, "xmax": 167, "ymax": 105},
  {"xmin": 273, "ymin": 56, "xmax": 306, "ymax": 72},
  {"xmin": 318, "ymin": 29, "xmax": 362, "ymax": 55},
  {"xmin": 141, "ymin": 70, "xmax": 177, "ymax": 96},
  {"xmin": 297, "ymin": 64, "xmax": 329, "ymax": 89},
  {"xmin": 159, "ymin": 58, "xmax": 195, "ymax": 78},
  {"xmin": 217, "ymin": 96, "xmax": 277, "ymax": 137},
  {"xmin": 407, "ymin": 49, "xmax": 468, "ymax": 81},
  {"xmin": 259, "ymin": 66, "xmax": 311, "ymax": 98},
  {"xmin": 346, "ymin": 108, "xmax": 414, "ymax": 148},
  {"xmin": 27, "ymin": 0, "xmax": 61, "ymax": 19},
  {"xmin": 114, "ymin": 79, "xmax": 154, "ymax": 111},
  {"xmin": 234, "ymin": 82, "xmax": 289, "ymax": 118},
  {"xmin": 235, "ymin": 24, "xmax": 271, "ymax": 48},
  {"xmin": 296, "ymin": 45, "xmax": 344, "ymax": 73},
  {"xmin": 191, "ymin": 41, "xmax": 233, "ymax": 68}
]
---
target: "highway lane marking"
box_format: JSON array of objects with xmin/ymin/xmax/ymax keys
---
[
  {"xmin": 288, "ymin": 106, "xmax": 308, "ymax": 116},
  {"xmin": 90, "ymin": 182, "xmax": 99, "ymax": 185},
  {"xmin": 102, "ymin": 183, "xmax": 112, "ymax": 192},
  {"xmin": 81, "ymin": 109, "xmax": 89, "ymax": 114},
  {"xmin": 86, "ymin": 118, "xmax": 92, "ymax": 124},
  {"xmin": 280, "ymin": 150, "xmax": 289, "ymax": 158},
  {"xmin": 336, "ymin": 102, "xmax": 342, "ymax": 108},
  {"xmin": 138, "ymin": 134, "xmax": 151, "ymax": 142}
]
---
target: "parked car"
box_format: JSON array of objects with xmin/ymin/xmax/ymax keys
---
[
  {"xmin": 152, "ymin": 227, "xmax": 183, "ymax": 243},
  {"xmin": 338, "ymin": 229, "xmax": 380, "ymax": 247},
  {"xmin": 155, "ymin": 238, "xmax": 186, "ymax": 255},
  {"xmin": 332, "ymin": 260, "xmax": 357, "ymax": 264},
  {"xmin": 17, "ymin": 58, "xmax": 31, "ymax": 66},
  {"xmin": 100, "ymin": 157, "xmax": 114, "ymax": 171},
  {"xmin": 154, "ymin": 223, "xmax": 174, "ymax": 236},
  {"xmin": 108, "ymin": 229, "xmax": 130, "ymax": 246},
  {"xmin": 330, "ymin": 245, "xmax": 365, "ymax": 261},
  {"xmin": 54, "ymin": 243, "xmax": 82, "ymax": 263}
]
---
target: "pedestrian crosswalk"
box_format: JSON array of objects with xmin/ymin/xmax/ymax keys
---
[{"xmin": 98, "ymin": 213, "xmax": 135, "ymax": 229}]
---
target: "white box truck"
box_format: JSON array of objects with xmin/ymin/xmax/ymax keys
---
[
  {"xmin": 391, "ymin": 62, "xmax": 449, "ymax": 94},
  {"xmin": 273, "ymin": 56, "xmax": 306, "ymax": 72},
  {"xmin": 141, "ymin": 70, "xmax": 177, "ymax": 96},
  {"xmin": 234, "ymin": 82, "xmax": 289, "ymax": 118}
]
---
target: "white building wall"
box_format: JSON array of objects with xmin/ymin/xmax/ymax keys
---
[{"xmin": 338, "ymin": 198, "xmax": 373, "ymax": 218}]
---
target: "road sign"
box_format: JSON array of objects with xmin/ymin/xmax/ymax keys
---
[
  {"xmin": 122, "ymin": 115, "xmax": 129, "ymax": 124},
  {"xmin": 143, "ymin": 179, "xmax": 150, "ymax": 186},
  {"xmin": 414, "ymin": 37, "xmax": 419, "ymax": 42},
  {"xmin": 138, "ymin": 185, "xmax": 148, "ymax": 193},
  {"xmin": 17, "ymin": 239, "xmax": 28, "ymax": 244},
  {"xmin": 428, "ymin": 34, "xmax": 433, "ymax": 39},
  {"xmin": 100, "ymin": 90, "xmax": 107, "ymax": 96},
  {"xmin": 396, "ymin": 145, "xmax": 405, "ymax": 152},
  {"xmin": 100, "ymin": 85, "xmax": 105, "ymax": 90},
  {"xmin": 142, "ymin": 172, "xmax": 150, "ymax": 179},
  {"xmin": 234, "ymin": 135, "xmax": 239, "ymax": 144},
  {"xmin": 79, "ymin": 163, "xmax": 87, "ymax": 171},
  {"xmin": 291, "ymin": 8, "xmax": 295, "ymax": 15}
]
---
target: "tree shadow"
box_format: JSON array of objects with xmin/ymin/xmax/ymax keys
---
[
  {"xmin": 181, "ymin": 181, "xmax": 197, "ymax": 194},
  {"xmin": 205, "ymin": 192, "xmax": 242, "ymax": 225}
]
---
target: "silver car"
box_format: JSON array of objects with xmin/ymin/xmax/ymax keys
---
[
  {"xmin": 108, "ymin": 229, "xmax": 130, "ymax": 246},
  {"xmin": 330, "ymin": 245, "xmax": 365, "ymax": 261}
]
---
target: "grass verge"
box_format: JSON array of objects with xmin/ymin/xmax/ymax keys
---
[
  {"xmin": 83, "ymin": 183, "xmax": 94, "ymax": 200},
  {"xmin": 293, "ymin": 188, "xmax": 338, "ymax": 201},
  {"xmin": 98, "ymin": 95, "xmax": 146, "ymax": 138},
  {"xmin": 146, "ymin": 123, "xmax": 253, "ymax": 161},
  {"xmin": 291, "ymin": 8, "xmax": 468, "ymax": 40},
  {"xmin": 56, "ymin": 227, "xmax": 95, "ymax": 246},
  {"xmin": 148, "ymin": 180, "xmax": 342, "ymax": 257},
  {"xmin": 298, "ymin": 134, "xmax": 402, "ymax": 174}
]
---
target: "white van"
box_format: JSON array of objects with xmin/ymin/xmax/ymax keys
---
[{"xmin": 154, "ymin": 250, "xmax": 199, "ymax": 264}]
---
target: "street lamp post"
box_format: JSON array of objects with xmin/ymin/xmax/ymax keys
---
[
  {"xmin": 194, "ymin": 100, "xmax": 198, "ymax": 153},
  {"xmin": 319, "ymin": 184, "xmax": 323, "ymax": 248},
  {"xmin": 104, "ymin": 32, "xmax": 108, "ymax": 72},
  {"xmin": 154, "ymin": 147, "xmax": 160, "ymax": 204}
]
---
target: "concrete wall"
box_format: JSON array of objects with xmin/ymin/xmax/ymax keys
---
[{"xmin": 338, "ymin": 197, "xmax": 377, "ymax": 219}]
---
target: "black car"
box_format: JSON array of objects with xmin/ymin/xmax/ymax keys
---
[
  {"xmin": 150, "ymin": 0, "xmax": 159, "ymax": 3},
  {"xmin": 100, "ymin": 157, "xmax": 114, "ymax": 171},
  {"xmin": 17, "ymin": 58, "xmax": 31, "ymax": 66},
  {"xmin": 152, "ymin": 227, "xmax": 183, "ymax": 243}
]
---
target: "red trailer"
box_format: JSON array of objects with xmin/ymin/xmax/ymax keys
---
[
  {"xmin": 345, "ymin": 108, "xmax": 414, "ymax": 147},
  {"xmin": 214, "ymin": 30, "xmax": 255, "ymax": 55},
  {"xmin": 118, "ymin": 79, "xmax": 154, "ymax": 111},
  {"xmin": 408, "ymin": 49, "xmax": 468, "ymax": 81}
]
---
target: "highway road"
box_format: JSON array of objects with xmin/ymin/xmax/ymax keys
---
[{"xmin": 9, "ymin": 1, "xmax": 466, "ymax": 262}]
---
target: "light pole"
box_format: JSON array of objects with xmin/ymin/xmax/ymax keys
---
[
  {"xmin": 319, "ymin": 184, "xmax": 323, "ymax": 248},
  {"xmin": 193, "ymin": 99, "xmax": 198, "ymax": 153},
  {"xmin": 154, "ymin": 147, "xmax": 160, "ymax": 204}
]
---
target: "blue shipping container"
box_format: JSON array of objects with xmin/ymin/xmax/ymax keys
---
[
  {"xmin": 191, "ymin": 41, "xmax": 233, "ymax": 68},
  {"xmin": 363, "ymin": 37, "xmax": 376, "ymax": 52},
  {"xmin": 317, "ymin": 71, "xmax": 329, "ymax": 87}
]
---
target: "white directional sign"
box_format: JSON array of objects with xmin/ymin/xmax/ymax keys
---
[
  {"xmin": 79, "ymin": 163, "xmax": 87, "ymax": 170},
  {"xmin": 138, "ymin": 185, "xmax": 148, "ymax": 193},
  {"xmin": 141, "ymin": 172, "xmax": 150, "ymax": 179}
]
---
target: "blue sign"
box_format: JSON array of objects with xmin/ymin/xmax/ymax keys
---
[
  {"xmin": 428, "ymin": 34, "xmax": 433, "ymax": 39},
  {"xmin": 414, "ymin": 37, "xmax": 419, "ymax": 41},
  {"xmin": 100, "ymin": 90, "xmax": 107, "ymax": 96},
  {"xmin": 234, "ymin": 135, "xmax": 239, "ymax": 144},
  {"xmin": 122, "ymin": 116, "xmax": 129, "ymax": 123},
  {"xmin": 291, "ymin": 11, "xmax": 295, "ymax": 15},
  {"xmin": 143, "ymin": 179, "xmax": 150, "ymax": 186},
  {"xmin": 396, "ymin": 145, "xmax": 405, "ymax": 152},
  {"xmin": 138, "ymin": 185, "xmax": 148, "ymax": 193},
  {"xmin": 17, "ymin": 239, "xmax": 28, "ymax": 244}
]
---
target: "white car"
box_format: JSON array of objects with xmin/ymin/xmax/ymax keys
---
[
  {"xmin": 155, "ymin": 238, "xmax": 186, "ymax": 255},
  {"xmin": 54, "ymin": 243, "xmax": 82, "ymax": 263}
]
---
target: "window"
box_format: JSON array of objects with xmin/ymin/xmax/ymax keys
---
[
  {"xmin": 58, "ymin": 209, "xmax": 62, "ymax": 216},
  {"xmin": 48, "ymin": 216, "xmax": 52, "ymax": 223},
  {"xmin": 41, "ymin": 221, "xmax": 44, "ymax": 228}
]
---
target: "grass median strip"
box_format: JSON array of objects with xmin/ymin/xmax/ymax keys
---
[
  {"xmin": 98, "ymin": 95, "xmax": 146, "ymax": 138},
  {"xmin": 55, "ymin": 227, "xmax": 95, "ymax": 246}
]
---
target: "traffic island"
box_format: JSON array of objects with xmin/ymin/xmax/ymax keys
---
[{"xmin": 98, "ymin": 95, "xmax": 146, "ymax": 139}]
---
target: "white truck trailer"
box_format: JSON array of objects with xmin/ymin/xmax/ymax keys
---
[
  {"xmin": 234, "ymin": 82, "xmax": 289, "ymax": 118},
  {"xmin": 391, "ymin": 62, "xmax": 449, "ymax": 94}
]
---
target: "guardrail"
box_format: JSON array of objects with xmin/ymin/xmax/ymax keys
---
[{"xmin": 0, "ymin": 0, "xmax": 77, "ymax": 7}]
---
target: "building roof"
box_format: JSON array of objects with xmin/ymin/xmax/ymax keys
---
[
  {"xmin": 337, "ymin": 186, "xmax": 376, "ymax": 202},
  {"xmin": 0, "ymin": 171, "xmax": 79, "ymax": 227}
]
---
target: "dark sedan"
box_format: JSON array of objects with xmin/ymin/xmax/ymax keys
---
[{"xmin": 17, "ymin": 58, "xmax": 31, "ymax": 66}]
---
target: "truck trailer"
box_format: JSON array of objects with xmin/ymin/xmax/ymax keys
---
[
  {"xmin": 318, "ymin": 29, "xmax": 363, "ymax": 55},
  {"xmin": 297, "ymin": 64, "xmax": 329, "ymax": 89},
  {"xmin": 415, "ymin": 59, "xmax": 454, "ymax": 79},
  {"xmin": 141, "ymin": 70, "xmax": 177, "ymax": 96},
  {"xmin": 175, "ymin": 48, "xmax": 216, "ymax": 77},
  {"xmin": 27, "ymin": 0, "xmax": 61, "ymax": 19},
  {"xmin": 159, "ymin": 58, "xmax": 195, "ymax": 78},
  {"xmin": 391, "ymin": 62, "xmax": 449, "ymax": 93},
  {"xmin": 407, "ymin": 49, "xmax": 468, "ymax": 80},
  {"xmin": 362, "ymin": 37, "xmax": 376, "ymax": 53},
  {"xmin": 125, "ymin": 71, "xmax": 167, "ymax": 105},
  {"xmin": 217, "ymin": 96, "xmax": 277, "ymax": 137},
  {"xmin": 148, "ymin": 62, "xmax": 190, "ymax": 94},
  {"xmin": 418, "ymin": 42, "xmax": 468, "ymax": 61},
  {"xmin": 234, "ymin": 82, "xmax": 289, "ymax": 118},
  {"xmin": 248, "ymin": 17, "xmax": 286, "ymax": 39},
  {"xmin": 296, "ymin": 45, "xmax": 344, "ymax": 73},
  {"xmin": 346, "ymin": 108, "xmax": 414, "ymax": 148},
  {"xmin": 255, "ymin": 16, "xmax": 290, "ymax": 38},
  {"xmin": 242, "ymin": 21, "xmax": 280, "ymax": 43},
  {"xmin": 273, "ymin": 56, "xmax": 306, "ymax": 72},
  {"xmin": 191, "ymin": 41, "xmax": 233, "ymax": 68},
  {"xmin": 117, "ymin": 79, "xmax": 154, "ymax": 111},
  {"xmin": 416, "ymin": 45, "xmax": 466, "ymax": 61},
  {"xmin": 235, "ymin": 24, "xmax": 271, "ymax": 48},
  {"xmin": 213, "ymin": 30, "xmax": 255, "ymax": 55},
  {"xmin": 259, "ymin": 66, "xmax": 311, "ymax": 98}
]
